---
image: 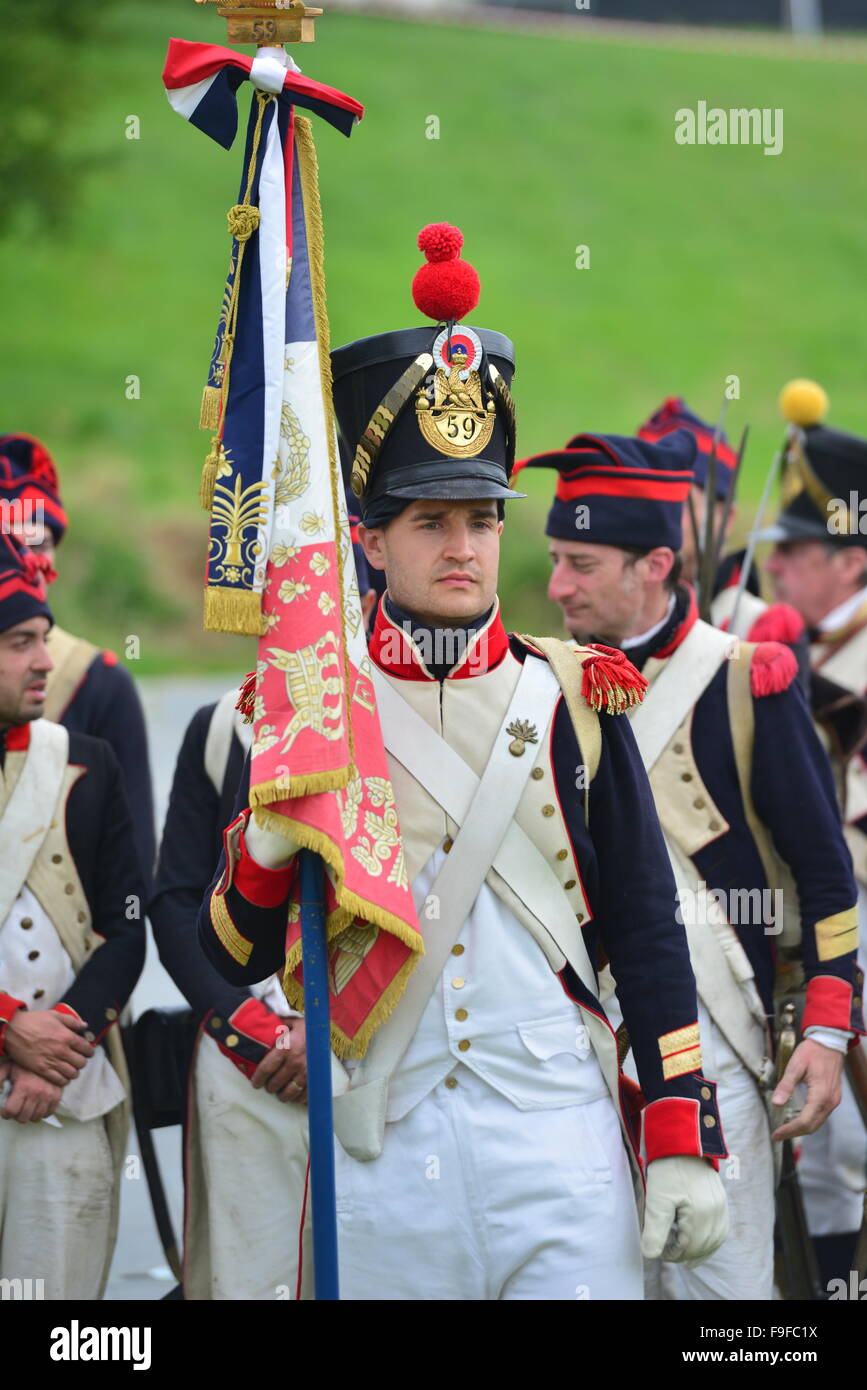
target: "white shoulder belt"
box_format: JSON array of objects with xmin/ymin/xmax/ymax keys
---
[{"xmin": 333, "ymin": 656, "xmax": 605, "ymax": 1159}]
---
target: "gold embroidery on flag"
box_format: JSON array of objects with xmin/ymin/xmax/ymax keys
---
[
  {"xmin": 329, "ymin": 923, "xmax": 380, "ymax": 995},
  {"xmin": 265, "ymin": 632, "xmax": 345, "ymax": 752}
]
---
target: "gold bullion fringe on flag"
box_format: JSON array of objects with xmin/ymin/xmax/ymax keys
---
[{"xmin": 254, "ymin": 805, "xmax": 423, "ymax": 1058}]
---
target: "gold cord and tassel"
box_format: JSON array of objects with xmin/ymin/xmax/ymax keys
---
[{"xmin": 198, "ymin": 90, "xmax": 273, "ymax": 511}]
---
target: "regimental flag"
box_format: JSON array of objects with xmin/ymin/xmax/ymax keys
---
[{"xmin": 164, "ymin": 38, "xmax": 423, "ymax": 1057}]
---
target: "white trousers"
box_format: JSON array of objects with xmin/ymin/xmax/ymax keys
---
[
  {"xmin": 646, "ymin": 1007, "xmax": 775, "ymax": 1301},
  {"xmin": 0, "ymin": 1110, "xmax": 114, "ymax": 1299},
  {"xmin": 185, "ymin": 1034, "xmax": 311, "ymax": 1301},
  {"xmin": 334, "ymin": 1065, "xmax": 643, "ymax": 1301}
]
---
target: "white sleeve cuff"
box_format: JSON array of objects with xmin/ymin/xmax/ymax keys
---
[{"xmin": 803, "ymin": 1025, "xmax": 851, "ymax": 1054}]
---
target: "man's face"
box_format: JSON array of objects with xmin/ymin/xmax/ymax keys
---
[
  {"xmin": 764, "ymin": 540, "xmax": 867, "ymax": 628},
  {"xmin": 547, "ymin": 538, "xmax": 646, "ymax": 645},
  {"xmin": 358, "ymin": 498, "xmax": 502, "ymax": 627},
  {"xmin": 0, "ymin": 617, "xmax": 53, "ymax": 729},
  {"xmin": 680, "ymin": 485, "xmax": 733, "ymax": 583}
]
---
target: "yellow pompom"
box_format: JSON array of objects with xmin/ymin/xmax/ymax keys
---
[{"xmin": 778, "ymin": 378, "xmax": 829, "ymax": 428}]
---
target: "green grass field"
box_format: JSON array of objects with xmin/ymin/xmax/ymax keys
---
[{"xmin": 5, "ymin": 2, "xmax": 867, "ymax": 666}]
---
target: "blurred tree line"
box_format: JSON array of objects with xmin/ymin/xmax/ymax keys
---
[{"xmin": 0, "ymin": 0, "xmax": 168, "ymax": 236}]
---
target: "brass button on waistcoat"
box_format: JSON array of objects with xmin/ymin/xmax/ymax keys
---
[
  {"xmin": 693, "ymin": 798, "xmax": 706, "ymax": 810},
  {"xmin": 458, "ymin": 1039, "xmax": 471, "ymax": 1052},
  {"xmin": 33, "ymin": 989, "xmax": 45, "ymax": 1000},
  {"xmin": 531, "ymin": 768, "xmax": 544, "ymax": 781},
  {"xmin": 444, "ymin": 1077, "xmax": 458, "ymax": 1090},
  {"xmin": 77, "ymin": 912, "xmax": 87, "ymax": 924},
  {"xmin": 20, "ymin": 918, "xmax": 33, "ymax": 929},
  {"xmin": 556, "ymin": 850, "xmax": 568, "ymax": 862},
  {"xmin": 27, "ymin": 950, "xmax": 39, "ymax": 961},
  {"xmin": 673, "ymin": 742, "xmax": 684, "ymax": 754},
  {"xmin": 451, "ymin": 944, "xmax": 464, "ymax": 956},
  {"xmin": 680, "ymin": 773, "xmax": 693, "ymax": 783},
  {"xmin": 451, "ymin": 977, "xmax": 465, "ymax": 990},
  {"xmin": 564, "ymin": 879, "xmax": 576, "ymax": 891},
  {"xmin": 709, "ymin": 820, "xmax": 721, "ymax": 832},
  {"xmin": 64, "ymin": 883, "xmax": 75, "ymax": 895},
  {"xmin": 542, "ymin": 805, "xmax": 555, "ymax": 818},
  {"xmin": 51, "ymin": 854, "xmax": 62, "ymax": 864},
  {"xmin": 443, "ymin": 837, "xmax": 453, "ymax": 853},
  {"xmin": 576, "ymin": 912, "xmax": 585, "ymax": 923},
  {"xmin": 455, "ymin": 1008, "xmax": 468, "ymax": 1022}
]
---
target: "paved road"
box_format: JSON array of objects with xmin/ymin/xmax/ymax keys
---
[{"xmin": 105, "ymin": 676, "xmax": 234, "ymax": 1301}]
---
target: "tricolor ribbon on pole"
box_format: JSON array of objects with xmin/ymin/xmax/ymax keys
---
[{"xmin": 164, "ymin": 38, "xmax": 423, "ymax": 1058}]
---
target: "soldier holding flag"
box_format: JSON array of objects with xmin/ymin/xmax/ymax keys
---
[{"xmin": 198, "ymin": 224, "xmax": 730, "ymax": 1300}]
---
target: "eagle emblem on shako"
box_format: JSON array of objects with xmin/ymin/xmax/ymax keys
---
[
  {"xmin": 411, "ymin": 225, "xmax": 496, "ymax": 459},
  {"xmin": 416, "ymin": 326, "xmax": 496, "ymax": 458}
]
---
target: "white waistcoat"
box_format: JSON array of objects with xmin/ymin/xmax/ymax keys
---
[
  {"xmin": 384, "ymin": 846, "xmax": 608, "ymax": 1122},
  {"xmin": 0, "ymin": 885, "xmax": 125, "ymax": 1121}
]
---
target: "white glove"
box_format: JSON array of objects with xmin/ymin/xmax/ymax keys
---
[
  {"xmin": 641, "ymin": 1155, "xmax": 729, "ymax": 1264},
  {"xmin": 243, "ymin": 812, "xmax": 300, "ymax": 870}
]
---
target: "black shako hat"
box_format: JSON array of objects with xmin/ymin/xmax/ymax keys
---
[
  {"xmin": 755, "ymin": 380, "xmax": 867, "ymax": 547},
  {"xmin": 331, "ymin": 223, "xmax": 523, "ymax": 526}
]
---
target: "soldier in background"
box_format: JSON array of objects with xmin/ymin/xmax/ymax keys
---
[
  {"xmin": 637, "ymin": 398, "xmax": 808, "ymax": 659},
  {"xmin": 0, "ymin": 532, "xmax": 145, "ymax": 1298},
  {"xmin": 148, "ymin": 497, "xmax": 375, "ymax": 1299},
  {"xmin": 0, "ymin": 433, "xmax": 155, "ymax": 889},
  {"xmin": 757, "ymin": 383, "xmax": 867, "ymax": 1285},
  {"xmin": 522, "ymin": 426, "xmax": 863, "ymax": 1298}
]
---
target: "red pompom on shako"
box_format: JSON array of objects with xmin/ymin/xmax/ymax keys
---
[{"xmin": 412, "ymin": 223, "xmax": 481, "ymax": 324}]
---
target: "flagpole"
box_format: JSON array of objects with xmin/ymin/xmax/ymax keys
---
[{"xmin": 298, "ymin": 849, "xmax": 340, "ymax": 1300}]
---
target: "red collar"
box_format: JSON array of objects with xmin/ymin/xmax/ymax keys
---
[
  {"xmin": 369, "ymin": 595, "xmax": 511, "ymax": 681},
  {"xmin": 2, "ymin": 722, "xmax": 31, "ymax": 752},
  {"xmin": 653, "ymin": 585, "xmax": 699, "ymax": 659}
]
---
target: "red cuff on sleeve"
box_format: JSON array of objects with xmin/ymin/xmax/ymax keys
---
[
  {"xmin": 214, "ymin": 999, "xmax": 292, "ymax": 1079},
  {"xmin": 0, "ymin": 993, "xmax": 27, "ymax": 1057},
  {"xmin": 803, "ymin": 975, "xmax": 861, "ymax": 1034},
  {"xmin": 643, "ymin": 1096, "xmax": 723, "ymax": 1168},
  {"xmin": 231, "ymin": 997, "xmax": 287, "ymax": 1049},
  {"xmin": 233, "ymin": 825, "xmax": 297, "ymax": 906}
]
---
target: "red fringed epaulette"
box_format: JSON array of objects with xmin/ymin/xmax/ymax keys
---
[
  {"xmin": 750, "ymin": 641, "xmax": 798, "ymax": 697},
  {"xmin": 236, "ymin": 670, "xmax": 257, "ymax": 723},
  {"xmin": 579, "ymin": 643, "xmax": 647, "ymax": 715},
  {"xmin": 746, "ymin": 602, "xmax": 805, "ymax": 647}
]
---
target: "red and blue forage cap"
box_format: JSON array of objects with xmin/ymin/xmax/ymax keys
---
[
  {"xmin": 637, "ymin": 398, "xmax": 736, "ymax": 502},
  {"xmin": 513, "ymin": 430, "xmax": 697, "ymax": 551},
  {"xmin": 0, "ymin": 531, "xmax": 55, "ymax": 636},
  {"xmin": 331, "ymin": 223, "xmax": 524, "ymax": 527},
  {"xmin": 0, "ymin": 433, "xmax": 67, "ymax": 544}
]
